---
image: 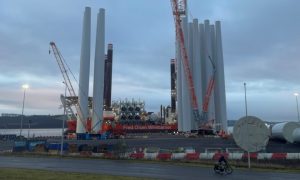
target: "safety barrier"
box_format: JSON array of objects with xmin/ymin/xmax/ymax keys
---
[
  {"xmin": 3, "ymin": 140, "xmax": 300, "ymax": 160},
  {"xmin": 125, "ymin": 152, "xmax": 300, "ymax": 160}
]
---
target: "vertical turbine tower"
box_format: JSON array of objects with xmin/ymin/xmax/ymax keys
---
[
  {"xmin": 77, "ymin": 7, "xmax": 91, "ymax": 133},
  {"xmin": 92, "ymin": 8, "xmax": 106, "ymax": 133}
]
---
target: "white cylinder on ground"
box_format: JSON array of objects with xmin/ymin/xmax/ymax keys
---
[
  {"xmin": 292, "ymin": 127, "xmax": 300, "ymax": 142},
  {"xmin": 92, "ymin": 8, "xmax": 105, "ymax": 133},
  {"xmin": 77, "ymin": 7, "xmax": 91, "ymax": 133},
  {"xmin": 272, "ymin": 122, "xmax": 300, "ymax": 143},
  {"xmin": 215, "ymin": 21, "xmax": 228, "ymax": 132}
]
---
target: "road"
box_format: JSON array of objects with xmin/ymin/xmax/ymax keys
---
[{"xmin": 0, "ymin": 156, "xmax": 299, "ymax": 180}]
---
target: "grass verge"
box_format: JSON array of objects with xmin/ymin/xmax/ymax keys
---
[{"xmin": 0, "ymin": 168, "xmax": 153, "ymax": 180}]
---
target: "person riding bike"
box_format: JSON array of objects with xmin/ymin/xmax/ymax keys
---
[
  {"xmin": 217, "ymin": 155, "xmax": 228, "ymax": 172},
  {"xmin": 218, "ymin": 155, "xmax": 227, "ymax": 164},
  {"xmin": 214, "ymin": 152, "xmax": 233, "ymax": 175}
]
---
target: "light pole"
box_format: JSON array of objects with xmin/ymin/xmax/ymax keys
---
[
  {"xmin": 244, "ymin": 82, "xmax": 248, "ymax": 117},
  {"xmin": 294, "ymin": 93, "xmax": 300, "ymax": 122},
  {"xmin": 244, "ymin": 82, "xmax": 250, "ymax": 168},
  {"xmin": 20, "ymin": 84, "xmax": 29, "ymax": 137}
]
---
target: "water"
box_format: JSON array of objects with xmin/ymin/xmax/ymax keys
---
[
  {"xmin": 0, "ymin": 127, "xmax": 234, "ymax": 137},
  {"xmin": 0, "ymin": 128, "xmax": 66, "ymax": 137}
]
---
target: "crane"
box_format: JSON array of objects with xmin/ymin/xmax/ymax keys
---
[
  {"xmin": 49, "ymin": 42, "xmax": 88, "ymax": 132},
  {"xmin": 171, "ymin": 0, "xmax": 216, "ymax": 132},
  {"xmin": 171, "ymin": 0, "xmax": 202, "ymax": 123},
  {"xmin": 202, "ymin": 56, "xmax": 216, "ymax": 121}
]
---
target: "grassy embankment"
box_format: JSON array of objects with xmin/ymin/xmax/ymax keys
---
[{"xmin": 0, "ymin": 168, "xmax": 154, "ymax": 180}]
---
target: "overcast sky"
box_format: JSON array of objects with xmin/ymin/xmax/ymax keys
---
[{"xmin": 0, "ymin": 0, "xmax": 300, "ymax": 122}]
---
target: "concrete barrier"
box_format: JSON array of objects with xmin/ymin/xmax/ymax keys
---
[
  {"xmin": 287, "ymin": 153, "xmax": 300, "ymax": 160},
  {"xmin": 257, "ymin": 153, "xmax": 273, "ymax": 160},
  {"xmin": 144, "ymin": 153, "xmax": 158, "ymax": 160},
  {"xmin": 228, "ymin": 153, "xmax": 244, "ymax": 160},
  {"xmin": 185, "ymin": 153, "xmax": 200, "ymax": 160},
  {"xmin": 157, "ymin": 153, "xmax": 172, "ymax": 160},
  {"xmin": 129, "ymin": 152, "xmax": 144, "ymax": 159},
  {"xmin": 172, "ymin": 153, "xmax": 185, "ymax": 160}
]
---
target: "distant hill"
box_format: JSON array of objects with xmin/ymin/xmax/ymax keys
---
[
  {"xmin": 0, "ymin": 115, "xmax": 66, "ymax": 129},
  {"xmin": 0, "ymin": 116, "xmax": 239, "ymax": 129}
]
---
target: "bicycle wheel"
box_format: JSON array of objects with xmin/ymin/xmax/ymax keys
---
[{"xmin": 225, "ymin": 165, "xmax": 233, "ymax": 174}]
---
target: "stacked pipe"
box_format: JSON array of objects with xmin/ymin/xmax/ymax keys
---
[
  {"xmin": 175, "ymin": 17, "xmax": 227, "ymax": 132},
  {"xmin": 118, "ymin": 99, "xmax": 145, "ymax": 123}
]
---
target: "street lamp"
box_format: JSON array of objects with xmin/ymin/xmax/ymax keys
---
[
  {"xmin": 244, "ymin": 82, "xmax": 251, "ymax": 168},
  {"xmin": 294, "ymin": 93, "xmax": 300, "ymax": 122},
  {"xmin": 244, "ymin": 83, "xmax": 248, "ymax": 117},
  {"xmin": 20, "ymin": 84, "xmax": 29, "ymax": 137}
]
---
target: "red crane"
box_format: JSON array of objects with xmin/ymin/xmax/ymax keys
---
[
  {"xmin": 171, "ymin": 0, "xmax": 201, "ymax": 122},
  {"xmin": 202, "ymin": 56, "xmax": 216, "ymax": 120},
  {"xmin": 171, "ymin": 0, "xmax": 216, "ymax": 130},
  {"xmin": 49, "ymin": 42, "xmax": 88, "ymax": 132}
]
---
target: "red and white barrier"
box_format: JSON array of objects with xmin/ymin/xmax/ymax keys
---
[{"xmin": 125, "ymin": 152, "xmax": 300, "ymax": 160}]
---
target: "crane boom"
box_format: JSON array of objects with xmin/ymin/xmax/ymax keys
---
[
  {"xmin": 203, "ymin": 56, "xmax": 216, "ymax": 113},
  {"xmin": 202, "ymin": 56, "xmax": 216, "ymax": 120},
  {"xmin": 171, "ymin": 0, "xmax": 201, "ymax": 122},
  {"xmin": 49, "ymin": 42, "xmax": 87, "ymax": 132}
]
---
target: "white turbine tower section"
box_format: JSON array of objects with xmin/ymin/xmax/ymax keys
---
[
  {"xmin": 176, "ymin": 40, "xmax": 183, "ymax": 132},
  {"xmin": 92, "ymin": 8, "xmax": 105, "ymax": 133},
  {"xmin": 192, "ymin": 19, "xmax": 201, "ymax": 130},
  {"xmin": 204, "ymin": 20, "xmax": 215, "ymax": 122},
  {"xmin": 188, "ymin": 22, "xmax": 194, "ymax": 131},
  {"xmin": 181, "ymin": 16, "xmax": 191, "ymax": 132},
  {"xmin": 215, "ymin": 21, "xmax": 228, "ymax": 132},
  {"xmin": 77, "ymin": 7, "xmax": 91, "ymax": 133},
  {"xmin": 199, "ymin": 23, "xmax": 206, "ymax": 106},
  {"xmin": 211, "ymin": 24, "xmax": 220, "ymax": 131}
]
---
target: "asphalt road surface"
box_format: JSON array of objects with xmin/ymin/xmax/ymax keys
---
[{"xmin": 0, "ymin": 156, "xmax": 299, "ymax": 180}]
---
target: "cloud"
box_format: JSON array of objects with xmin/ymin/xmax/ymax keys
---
[{"xmin": 0, "ymin": 0, "xmax": 299, "ymax": 122}]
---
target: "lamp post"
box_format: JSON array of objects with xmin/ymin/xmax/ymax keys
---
[
  {"xmin": 244, "ymin": 82, "xmax": 250, "ymax": 169},
  {"xmin": 20, "ymin": 84, "xmax": 29, "ymax": 137},
  {"xmin": 294, "ymin": 93, "xmax": 300, "ymax": 122},
  {"xmin": 244, "ymin": 82, "xmax": 248, "ymax": 117}
]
